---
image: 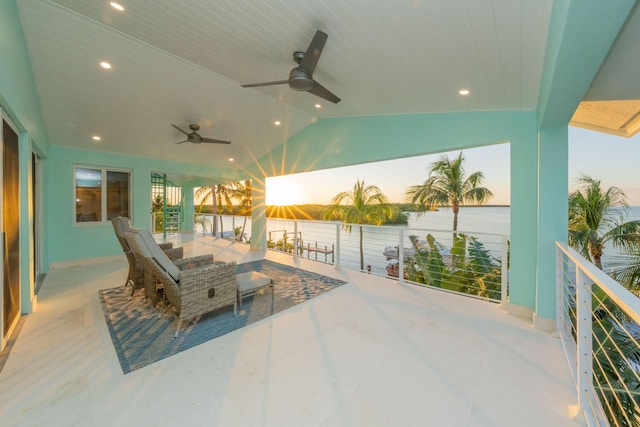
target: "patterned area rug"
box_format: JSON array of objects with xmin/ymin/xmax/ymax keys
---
[{"xmin": 99, "ymin": 259, "xmax": 347, "ymax": 373}]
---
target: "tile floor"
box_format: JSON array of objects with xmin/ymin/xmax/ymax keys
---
[{"xmin": 0, "ymin": 234, "xmax": 581, "ymax": 426}]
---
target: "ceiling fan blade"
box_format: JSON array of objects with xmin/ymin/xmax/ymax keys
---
[
  {"xmin": 308, "ymin": 80, "xmax": 341, "ymax": 104},
  {"xmin": 175, "ymin": 139, "xmax": 189, "ymax": 144},
  {"xmin": 171, "ymin": 124, "xmax": 189, "ymax": 135},
  {"xmin": 241, "ymin": 80, "xmax": 289, "ymax": 88},
  {"xmin": 200, "ymin": 137, "xmax": 232, "ymax": 144},
  {"xmin": 299, "ymin": 30, "xmax": 327, "ymax": 76}
]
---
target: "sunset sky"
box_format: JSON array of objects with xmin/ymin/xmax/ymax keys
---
[{"xmin": 266, "ymin": 126, "xmax": 640, "ymax": 206}]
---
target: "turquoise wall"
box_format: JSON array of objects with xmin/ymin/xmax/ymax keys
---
[
  {"xmin": 537, "ymin": 127, "xmax": 568, "ymax": 319},
  {"xmin": 0, "ymin": 1, "xmax": 49, "ymax": 154},
  {"xmin": 249, "ymin": 111, "xmax": 530, "ymax": 179},
  {"xmin": 509, "ymin": 117, "xmax": 540, "ymax": 311},
  {"xmin": 46, "ymin": 145, "xmax": 232, "ymax": 265}
]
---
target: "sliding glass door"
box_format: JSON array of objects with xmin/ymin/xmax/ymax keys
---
[{"xmin": 1, "ymin": 113, "xmax": 20, "ymax": 349}]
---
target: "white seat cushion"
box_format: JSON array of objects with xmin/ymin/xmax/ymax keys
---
[
  {"xmin": 237, "ymin": 271, "xmax": 271, "ymax": 294},
  {"xmin": 130, "ymin": 228, "xmax": 181, "ymax": 282}
]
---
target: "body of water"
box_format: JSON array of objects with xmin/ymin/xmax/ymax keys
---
[
  {"xmin": 407, "ymin": 206, "xmax": 510, "ymax": 235},
  {"xmin": 202, "ymin": 206, "xmax": 640, "ymax": 276},
  {"xmin": 205, "ymin": 207, "xmax": 510, "ymax": 276}
]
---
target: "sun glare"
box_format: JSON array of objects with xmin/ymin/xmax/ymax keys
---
[{"xmin": 266, "ymin": 176, "xmax": 301, "ymax": 205}]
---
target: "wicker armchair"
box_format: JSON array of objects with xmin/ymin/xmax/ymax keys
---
[
  {"xmin": 124, "ymin": 229, "xmax": 237, "ymax": 337},
  {"xmin": 111, "ymin": 216, "xmax": 184, "ymax": 296}
]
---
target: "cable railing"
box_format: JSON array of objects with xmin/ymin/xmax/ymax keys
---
[
  {"xmin": 195, "ymin": 213, "xmax": 250, "ymax": 242},
  {"xmin": 556, "ymin": 242, "xmax": 640, "ymax": 427},
  {"xmin": 200, "ymin": 214, "xmax": 509, "ymax": 303}
]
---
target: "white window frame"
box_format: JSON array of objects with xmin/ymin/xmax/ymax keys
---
[{"xmin": 73, "ymin": 165, "xmax": 132, "ymax": 225}]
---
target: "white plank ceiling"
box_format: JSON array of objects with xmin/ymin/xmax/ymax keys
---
[{"xmin": 14, "ymin": 0, "xmax": 578, "ymax": 178}]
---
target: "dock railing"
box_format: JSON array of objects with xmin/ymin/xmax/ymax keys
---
[{"xmin": 556, "ymin": 241, "xmax": 640, "ymax": 426}]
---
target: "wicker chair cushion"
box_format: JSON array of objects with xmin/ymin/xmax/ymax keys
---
[
  {"xmin": 126, "ymin": 229, "xmax": 181, "ymax": 282},
  {"xmin": 111, "ymin": 216, "xmax": 130, "ymax": 237},
  {"xmin": 135, "ymin": 229, "xmax": 181, "ymax": 281},
  {"xmin": 123, "ymin": 231, "xmax": 149, "ymax": 261}
]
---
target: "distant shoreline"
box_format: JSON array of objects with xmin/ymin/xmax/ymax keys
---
[{"xmin": 196, "ymin": 203, "xmax": 512, "ymax": 222}]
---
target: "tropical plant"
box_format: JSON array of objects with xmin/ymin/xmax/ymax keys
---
[
  {"xmin": 611, "ymin": 252, "xmax": 640, "ymax": 295},
  {"xmin": 386, "ymin": 205, "xmax": 410, "ymax": 224},
  {"xmin": 152, "ymin": 194, "xmax": 164, "ymax": 212},
  {"xmin": 405, "ymin": 233, "xmax": 502, "ymax": 300},
  {"xmin": 405, "ymin": 151, "xmax": 493, "ymax": 241},
  {"xmin": 151, "ymin": 194, "xmax": 165, "ymax": 232},
  {"xmin": 323, "ymin": 179, "xmax": 393, "ymax": 271},
  {"xmin": 233, "ymin": 226, "xmax": 243, "ymax": 241},
  {"xmin": 196, "ymin": 183, "xmax": 236, "ymax": 236},
  {"xmin": 232, "ymin": 179, "xmax": 252, "ymax": 241},
  {"xmin": 568, "ymin": 175, "xmax": 640, "ymax": 270}
]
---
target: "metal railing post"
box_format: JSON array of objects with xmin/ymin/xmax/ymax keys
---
[
  {"xmin": 162, "ymin": 174, "xmax": 167, "ymax": 238},
  {"xmin": 335, "ymin": 223, "xmax": 341, "ymax": 268},
  {"xmin": 555, "ymin": 246, "xmax": 564, "ymax": 334},
  {"xmin": 398, "ymin": 228, "xmax": 404, "ymax": 284},
  {"xmin": 500, "ymin": 235, "xmax": 509, "ymax": 307},
  {"xmin": 575, "ymin": 267, "xmax": 592, "ymax": 417},
  {"xmin": 294, "ymin": 221, "xmax": 299, "ymax": 258}
]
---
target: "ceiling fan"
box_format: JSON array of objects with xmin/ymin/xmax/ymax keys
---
[
  {"xmin": 241, "ymin": 30, "xmax": 341, "ymax": 104},
  {"xmin": 171, "ymin": 124, "xmax": 231, "ymax": 145}
]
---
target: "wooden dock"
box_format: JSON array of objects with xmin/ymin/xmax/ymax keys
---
[{"xmin": 305, "ymin": 242, "xmax": 335, "ymax": 263}]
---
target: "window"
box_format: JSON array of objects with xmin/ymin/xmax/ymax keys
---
[{"xmin": 75, "ymin": 166, "xmax": 131, "ymax": 223}]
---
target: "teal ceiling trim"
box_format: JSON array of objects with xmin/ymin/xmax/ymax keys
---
[{"xmin": 537, "ymin": 0, "xmax": 635, "ymax": 128}]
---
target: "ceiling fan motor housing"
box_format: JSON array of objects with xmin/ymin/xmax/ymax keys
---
[{"xmin": 289, "ymin": 68, "xmax": 313, "ymax": 91}]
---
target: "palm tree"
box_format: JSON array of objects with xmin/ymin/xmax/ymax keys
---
[
  {"xmin": 405, "ymin": 151, "xmax": 493, "ymax": 241},
  {"xmin": 231, "ymin": 179, "xmax": 252, "ymax": 241},
  {"xmin": 196, "ymin": 183, "xmax": 235, "ymax": 236},
  {"xmin": 323, "ymin": 180, "xmax": 392, "ymax": 271},
  {"xmin": 568, "ymin": 175, "xmax": 640, "ymax": 270}
]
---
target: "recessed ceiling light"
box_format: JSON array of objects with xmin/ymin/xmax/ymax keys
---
[
  {"xmin": 459, "ymin": 89, "xmax": 470, "ymax": 96},
  {"xmin": 92, "ymin": 135, "xmax": 101, "ymax": 141},
  {"xmin": 274, "ymin": 121, "xmax": 281, "ymax": 126},
  {"xmin": 315, "ymin": 104, "xmax": 322, "ymax": 109},
  {"xmin": 228, "ymin": 158, "xmax": 234, "ymax": 162},
  {"xmin": 110, "ymin": 2, "xmax": 124, "ymax": 11},
  {"xmin": 100, "ymin": 61, "xmax": 112, "ymax": 69}
]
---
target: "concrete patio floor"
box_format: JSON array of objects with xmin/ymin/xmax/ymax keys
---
[{"xmin": 0, "ymin": 233, "xmax": 580, "ymax": 426}]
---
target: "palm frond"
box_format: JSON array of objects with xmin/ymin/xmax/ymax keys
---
[
  {"xmin": 405, "ymin": 151, "xmax": 493, "ymax": 222},
  {"xmin": 603, "ymin": 221, "xmax": 640, "ymax": 252},
  {"xmin": 568, "ymin": 175, "xmax": 639, "ymax": 271}
]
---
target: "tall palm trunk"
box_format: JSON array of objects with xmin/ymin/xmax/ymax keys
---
[
  {"xmin": 216, "ymin": 189, "xmax": 227, "ymax": 238},
  {"xmin": 211, "ymin": 185, "xmax": 218, "ymax": 236},
  {"xmin": 589, "ymin": 239, "xmax": 604, "ymax": 270},
  {"xmin": 452, "ymin": 202, "xmax": 459, "ymax": 243},
  {"xmin": 240, "ymin": 179, "xmax": 252, "ymax": 242},
  {"xmin": 240, "ymin": 217, "xmax": 247, "ymax": 242}
]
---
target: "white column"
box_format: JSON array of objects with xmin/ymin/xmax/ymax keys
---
[
  {"xmin": 250, "ymin": 178, "xmax": 267, "ymax": 251},
  {"xmin": 398, "ymin": 228, "xmax": 404, "ymax": 284},
  {"xmin": 182, "ymin": 185, "xmax": 194, "ymax": 232}
]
